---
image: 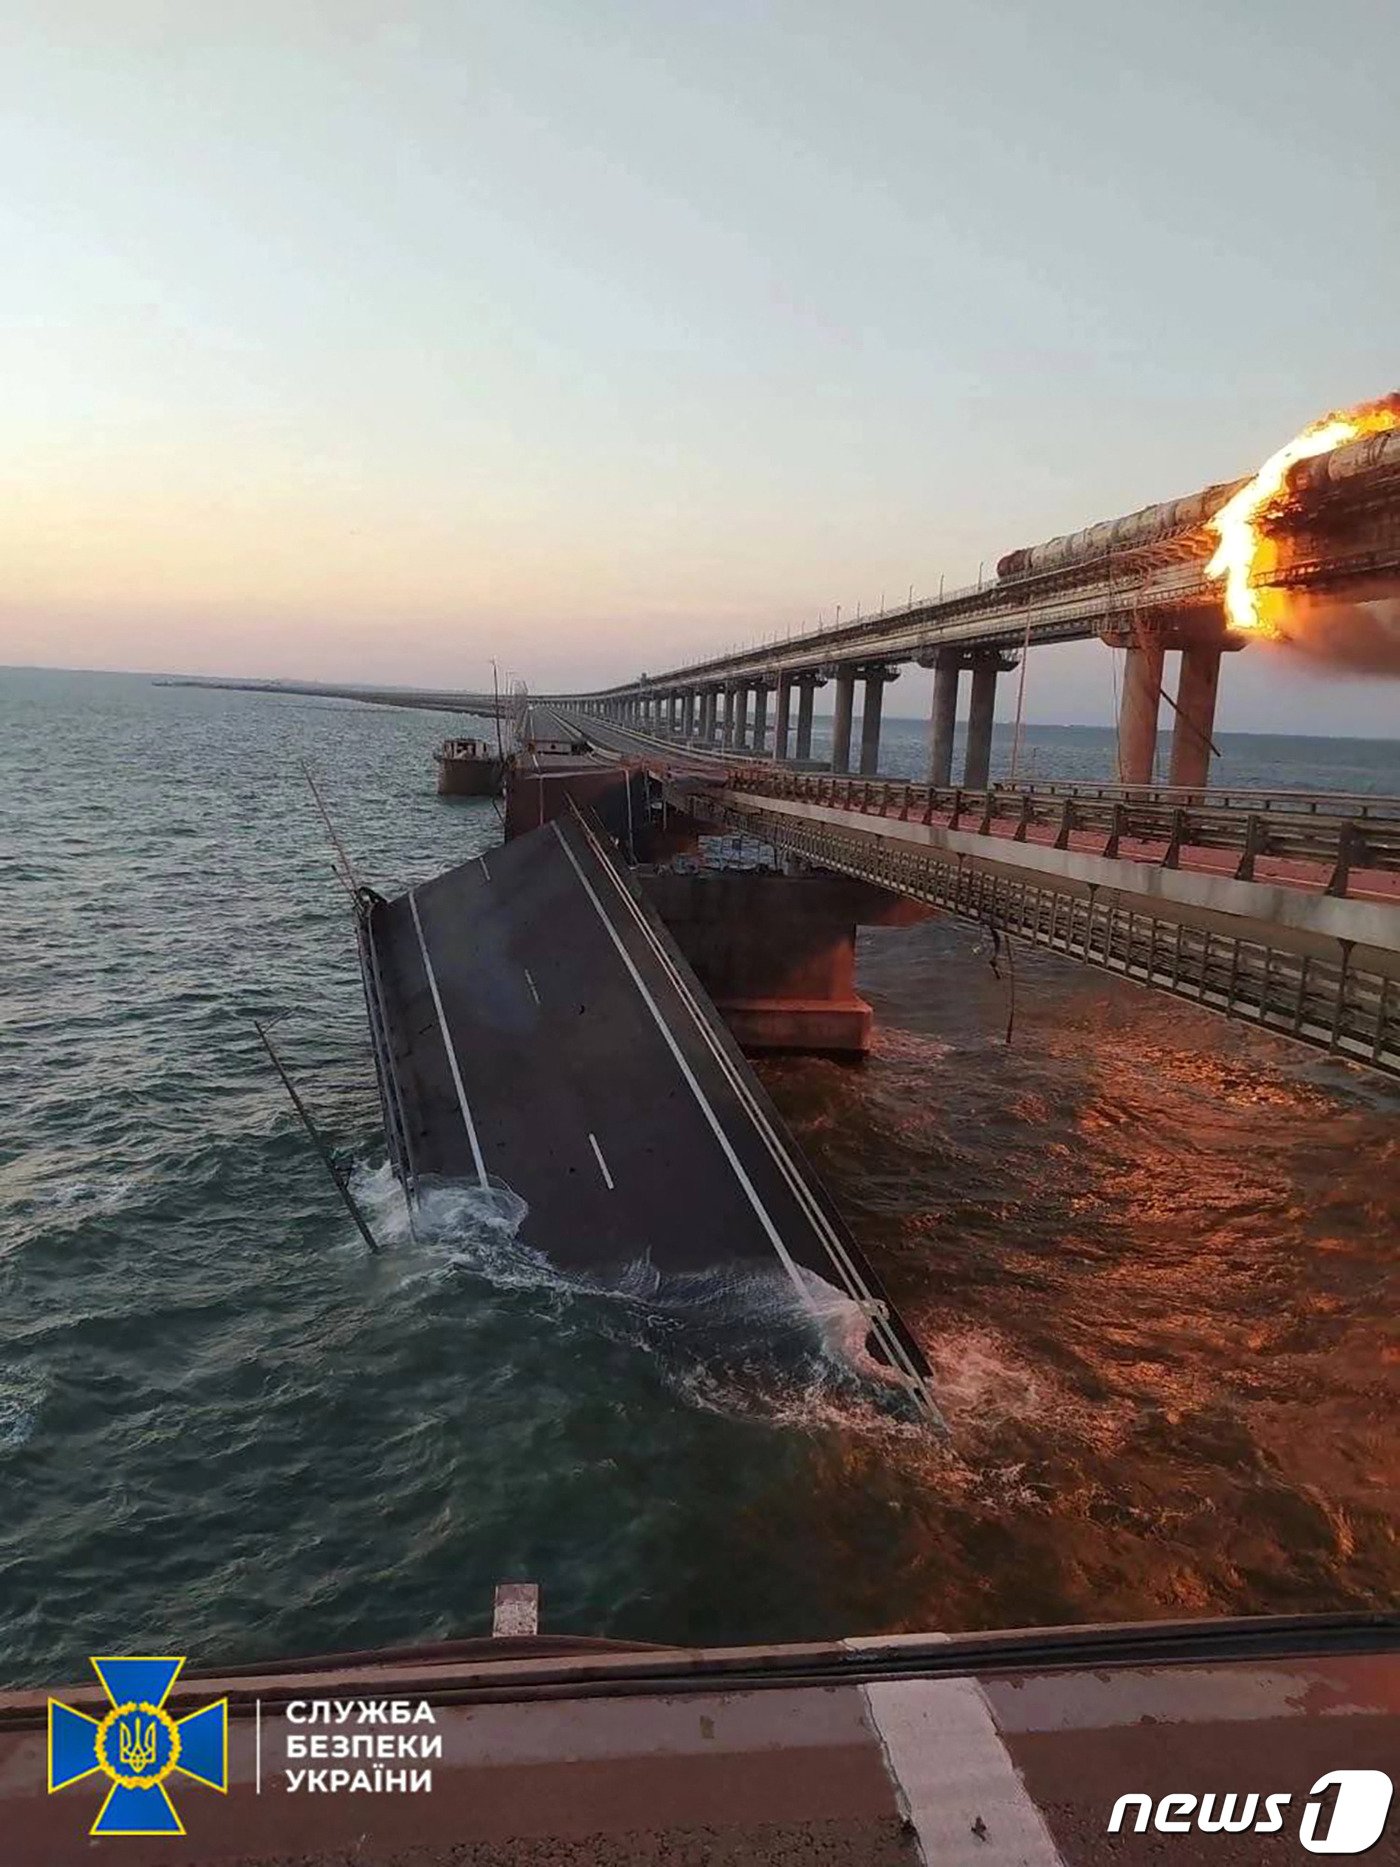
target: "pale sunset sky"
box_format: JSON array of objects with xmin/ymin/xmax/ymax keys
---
[{"xmin": 3, "ymin": 1, "xmax": 1397, "ymax": 731}]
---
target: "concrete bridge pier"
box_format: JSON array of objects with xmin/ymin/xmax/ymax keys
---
[
  {"xmin": 773, "ymin": 675, "xmax": 792, "ymax": 760},
  {"xmin": 858, "ymin": 666, "xmax": 898, "ymax": 775},
  {"xmin": 963, "ymin": 654, "xmax": 1001, "ymax": 788},
  {"xmin": 682, "ymin": 691, "xmax": 696, "ymax": 739},
  {"xmin": 752, "ymin": 684, "xmax": 769, "ymax": 754},
  {"xmin": 831, "ymin": 669, "xmax": 856, "ymax": 772},
  {"xmin": 794, "ymin": 674, "xmax": 821, "ymax": 760},
  {"xmin": 721, "ymin": 686, "xmax": 736, "ymax": 748},
  {"xmin": 734, "ymin": 684, "xmax": 751, "ymax": 750},
  {"xmin": 927, "ymin": 649, "xmax": 960, "ymax": 786},
  {"xmin": 1169, "ymin": 642, "xmax": 1223, "ymax": 791},
  {"xmin": 1117, "ymin": 640, "xmax": 1165, "ymax": 786}
]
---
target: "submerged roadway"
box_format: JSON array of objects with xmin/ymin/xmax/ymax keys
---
[{"xmin": 363, "ymin": 804, "xmax": 938, "ymax": 1415}]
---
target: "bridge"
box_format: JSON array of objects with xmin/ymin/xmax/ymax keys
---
[{"xmin": 483, "ymin": 427, "xmax": 1397, "ymax": 1081}]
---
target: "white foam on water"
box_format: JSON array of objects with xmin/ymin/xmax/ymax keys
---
[
  {"xmin": 347, "ymin": 1161, "xmax": 939, "ymax": 1429},
  {"xmin": 0, "ymin": 1375, "xmax": 45, "ymax": 1452}
]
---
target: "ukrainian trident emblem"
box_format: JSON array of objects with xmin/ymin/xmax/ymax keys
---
[{"xmin": 48, "ymin": 1656, "xmax": 228, "ymax": 1835}]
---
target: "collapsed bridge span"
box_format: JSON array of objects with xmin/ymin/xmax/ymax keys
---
[{"xmin": 357, "ymin": 805, "xmax": 940, "ymax": 1418}]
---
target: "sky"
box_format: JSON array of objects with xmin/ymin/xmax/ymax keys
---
[{"xmin": 2, "ymin": 0, "xmax": 1397, "ymax": 732}]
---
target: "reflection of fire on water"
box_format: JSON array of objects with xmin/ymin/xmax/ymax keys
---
[{"xmin": 1206, "ymin": 394, "xmax": 1400, "ymax": 674}]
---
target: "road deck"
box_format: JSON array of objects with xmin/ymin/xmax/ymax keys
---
[{"xmin": 362, "ymin": 807, "xmax": 935, "ymax": 1409}]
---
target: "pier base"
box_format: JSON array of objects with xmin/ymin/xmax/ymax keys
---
[{"xmin": 640, "ymin": 871, "xmax": 876, "ymax": 1056}]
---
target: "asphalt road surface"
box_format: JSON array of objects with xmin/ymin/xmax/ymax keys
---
[{"xmin": 364, "ymin": 807, "xmax": 936, "ymax": 1413}]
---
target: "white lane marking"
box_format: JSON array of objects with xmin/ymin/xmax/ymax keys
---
[
  {"xmin": 862, "ymin": 1677, "xmax": 1064, "ymax": 1867},
  {"xmin": 587, "ymin": 1132, "xmax": 615, "ymax": 1189},
  {"xmin": 551, "ymin": 820, "xmax": 813, "ymax": 1311},
  {"xmin": 569, "ymin": 809, "xmax": 938, "ymax": 1415},
  {"xmin": 523, "ymin": 967, "xmax": 541, "ymax": 1006},
  {"xmin": 480, "ymin": 856, "xmax": 491, "ymax": 881},
  {"xmin": 408, "ymin": 889, "xmax": 490, "ymax": 1189}
]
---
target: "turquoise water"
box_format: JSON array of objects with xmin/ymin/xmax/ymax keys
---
[{"xmin": 2, "ymin": 667, "xmax": 1397, "ymax": 1689}]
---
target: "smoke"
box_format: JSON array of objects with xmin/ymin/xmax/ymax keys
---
[{"xmin": 1269, "ymin": 593, "xmax": 1400, "ymax": 676}]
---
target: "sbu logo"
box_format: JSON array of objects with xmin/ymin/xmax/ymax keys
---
[
  {"xmin": 1109, "ymin": 1771, "xmax": 1394, "ymax": 1855},
  {"xmin": 48, "ymin": 1656, "xmax": 228, "ymax": 1836}
]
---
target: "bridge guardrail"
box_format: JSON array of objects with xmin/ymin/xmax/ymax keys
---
[
  {"xmin": 987, "ymin": 779, "xmax": 1400, "ymax": 822},
  {"xmin": 723, "ymin": 770, "xmax": 1400, "ymax": 900}
]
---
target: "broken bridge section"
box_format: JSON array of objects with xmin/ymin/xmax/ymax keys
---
[{"xmin": 359, "ymin": 807, "xmax": 938, "ymax": 1419}]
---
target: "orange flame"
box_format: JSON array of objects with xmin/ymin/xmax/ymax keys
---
[{"xmin": 1206, "ymin": 400, "xmax": 1400, "ymax": 635}]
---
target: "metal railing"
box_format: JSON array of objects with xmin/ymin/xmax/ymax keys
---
[
  {"xmin": 681, "ymin": 792, "xmax": 1400, "ymax": 1080},
  {"xmin": 725, "ymin": 770, "xmax": 1400, "ymax": 899},
  {"xmin": 988, "ymin": 779, "xmax": 1400, "ymax": 821}
]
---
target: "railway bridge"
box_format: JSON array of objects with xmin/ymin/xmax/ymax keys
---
[{"xmin": 545, "ymin": 424, "xmax": 1400, "ymax": 794}]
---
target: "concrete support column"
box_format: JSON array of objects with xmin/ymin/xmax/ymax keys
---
[
  {"xmin": 721, "ymin": 688, "xmax": 735, "ymax": 748},
  {"xmin": 683, "ymin": 692, "xmax": 696, "ymax": 739},
  {"xmin": 831, "ymin": 670, "xmax": 856, "ymax": 773},
  {"xmin": 773, "ymin": 676, "xmax": 793, "ymax": 761},
  {"xmin": 1169, "ymin": 643, "xmax": 1222, "ymax": 792},
  {"xmin": 928, "ymin": 651, "xmax": 960, "ymax": 786},
  {"xmin": 795, "ymin": 681, "xmax": 816, "ymax": 760},
  {"xmin": 1117, "ymin": 641, "xmax": 1165, "ymax": 786},
  {"xmin": 964, "ymin": 658, "xmax": 998, "ymax": 789},
  {"xmin": 858, "ymin": 671, "xmax": 892, "ymax": 776},
  {"xmin": 734, "ymin": 685, "xmax": 751, "ymax": 749},
  {"xmin": 752, "ymin": 686, "xmax": 769, "ymax": 754}
]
